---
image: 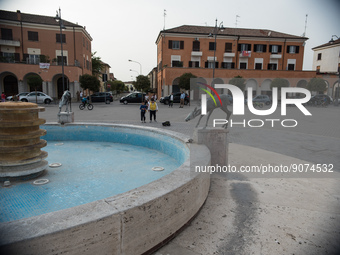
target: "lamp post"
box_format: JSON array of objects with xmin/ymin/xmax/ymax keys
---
[
  {"xmin": 208, "ymin": 19, "xmax": 225, "ymax": 80},
  {"xmin": 128, "ymin": 59, "xmax": 142, "ymax": 75},
  {"xmin": 55, "ymin": 8, "xmax": 66, "ymax": 93},
  {"xmin": 129, "ymin": 69, "xmax": 140, "ymax": 75}
]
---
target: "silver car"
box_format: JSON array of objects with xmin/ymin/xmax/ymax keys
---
[
  {"xmin": 20, "ymin": 91, "xmax": 53, "ymax": 104},
  {"xmin": 6, "ymin": 92, "xmax": 29, "ymax": 101}
]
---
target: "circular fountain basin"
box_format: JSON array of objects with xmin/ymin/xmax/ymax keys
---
[{"xmin": 0, "ymin": 123, "xmax": 211, "ymax": 255}]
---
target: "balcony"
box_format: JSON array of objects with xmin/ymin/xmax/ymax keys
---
[
  {"xmin": 224, "ymin": 52, "xmax": 235, "ymax": 57},
  {"xmin": 191, "ymin": 51, "xmax": 202, "ymax": 56},
  {"xmin": 270, "ymin": 54, "xmax": 282, "ymax": 59},
  {"xmin": 0, "ymin": 39, "xmax": 20, "ymax": 47}
]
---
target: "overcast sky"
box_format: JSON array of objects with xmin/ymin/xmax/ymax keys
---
[{"xmin": 1, "ymin": 0, "xmax": 340, "ymax": 81}]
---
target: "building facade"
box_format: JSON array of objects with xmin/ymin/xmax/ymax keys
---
[
  {"xmin": 155, "ymin": 25, "xmax": 338, "ymax": 98},
  {"xmin": 0, "ymin": 10, "xmax": 92, "ymax": 99}
]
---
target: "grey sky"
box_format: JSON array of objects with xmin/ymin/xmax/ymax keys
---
[{"xmin": 1, "ymin": 0, "xmax": 339, "ymax": 81}]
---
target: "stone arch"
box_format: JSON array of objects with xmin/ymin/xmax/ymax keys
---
[
  {"xmin": 260, "ymin": 79, "xmax": 272, "ymax": 96},
  {"xmin": 245, "ymin": 79, "xmax": 258, "ymax": 97},
  {"xmin": 52, "ymin": 74, "xmax": 70, "ymax": 99},
  {"xmin": 297, "ymin": 79, "xmax": 307, "ymax": 88},
  {"xmin": 192, "ymin": 77, "xmax": 207, "ymax": 101},
  {"xmin": 332, "ymin": 80, "xmax": 340, "ymax": 100},
  {"xmin": 23, "ymin": 73, "xmax": 43, "ymax": 92},
  {"xmin": 1, "ymin": 72, "xmax": 18, "ymax": 96},
  {"xmin": 172, "ymin": 77, "xmax": 180, "ymax": 94}
]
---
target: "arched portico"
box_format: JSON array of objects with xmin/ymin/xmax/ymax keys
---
[{"xmin": 0, "ymin": 72, "xmax": 18, "ymax": 96}]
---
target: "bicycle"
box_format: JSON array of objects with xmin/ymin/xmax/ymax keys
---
[{"xmin": 79, "ymin": 102, "xmax": 93, "ymax": 110}]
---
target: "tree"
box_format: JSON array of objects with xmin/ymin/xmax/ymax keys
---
[
  {"xmin": 270, "ymin": 78, "xmax": 289, "ymax": 91},
  {"xmin": 27, "ymin": 75, "xmax": 43, "ymax": 103},
  {"xmin": 134, "ymin": 75, "xmax": 150, "ymax": 92},
  {"xmin": 108, "ymin": 80, "xmax": 127, "ymax": 95},
  {"xmin": 79, "ymin": 74, "xmax": 100, "ymax": 102},
  {"xmin": 91, "ymin": 52, "xmax": 104, "ymax": 77},
  {"xmin": 179, "ymin": 72, "xmax": 197, "ymax": 91},
  {"xmin": 229, "ymin": 75, "xmax": 246, "ymax": 92},
  {"xmin": 307, "ymin": 78, "xmax": 327, "ymax": 94}
]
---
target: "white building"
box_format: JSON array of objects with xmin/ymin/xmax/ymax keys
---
[{"xmin": 312, "ymin": 37, "xmax": 340, "ymax": 73}]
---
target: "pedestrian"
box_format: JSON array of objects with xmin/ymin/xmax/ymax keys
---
[
  {"xmin": 153, "ymin": 93, "xmax": 157, "ymax": 101},
  {"xmin": 180, "ymin": 91, "xmax": 186, "ymax": 108},
  {"xmin": 148, "ymin": 98, "xmax": 158, "ymax": 122},
  {"xmin": 80, "ymin": 91, "xmax": 83, "ymax": 99},
  {"xmin": 145, "ymin": 94, "xmax": 149, "ymax": 102},
  {"xmin": 169, "ymin": 93, "xmax": 174, "ymax": 108},
  {"xmin": 76, "ymin": 91, "xmax": 80, "ymax": 102},
  {"xmin": 1, "ymin": 92, "xmax": 6, "ymax": 102},
  {"xmin": 140, "ymin": 101, "xmax": 148, "ymax": 123}
]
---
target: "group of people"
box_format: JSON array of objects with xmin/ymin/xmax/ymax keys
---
[{"xmin": 140, "ymin": 96, "xmax": 158, "ymax": 123}]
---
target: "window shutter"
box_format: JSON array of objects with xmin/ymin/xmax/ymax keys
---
[
  {"xmin": 238, "ymin": 44, "xmax": 241, "ymax": 51},
  {"xmin": 56, "ymin": 34, "xmax": 59, "ymax": 43},
  {"xmin": 205, "ymin": 61, "xmax": 208, "ymax": 68},
  {"xmin": 231, "ymin": 62, "xmax": 235, "ymax": 69},
  {"xmin": 215, "ymin": 62, "xmax": 219, "ymax": 68},
  {"xmin": 296, "ymin": 46, "xmax": 299, "ymax": 53},
  {"xmin": 263, "ymin": 45, "xmax": 267, "ymax": 52},
  {"xmin": 23, "ymin": 54, "xmax": 29, "ymax": 62},
  {"xmin": 168, "ymin": 40, "xmax": 172, "ymax": 49},
  {"xmin": 189, "ymin": 61, "xmax": 192, "ymax": 67},
  {"xmin": 180, "ymin": 41, "xmax": 184, "ymax": 49},
  {"xmin": 248, "ymin": 44, "xmax": 252, "ymax": 51},
  {"xmin": 287, "ymin": 46, "xmax": 290, "ymax": 53},
  {"xmin": 269, "ymin": 45, "xmax": 272, "ymax": 53},
  {"xmin": 278, "ymin": 45, "xmax": 282, "ymax": 53},
  {"xmin": 195, "ymin": 61, "xmax": 200, "ymax": 68}
]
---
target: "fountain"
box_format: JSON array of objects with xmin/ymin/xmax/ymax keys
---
[
  {"xmin": 0, "ymin": 103, "xmax": 211, "ymax": 255},
  {"xmin": 0, "ymin": 102, "xmax": 47, "ymax": 180}
]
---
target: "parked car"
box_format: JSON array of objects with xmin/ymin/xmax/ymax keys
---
[
  {"xmin": 247, "ymin": 95, "xmax": 271, "ymax": 105},
  {"xmin": 88, "ymin": 92, "xmax": 113, "ymax": 104},
  {"xmin": 120, "ymin": 92, "xmax": 146, "ymax": 104},
  {"xmin": 160, "ymin": 92, "xmax": 190, "ymax": 105},
  {"xmin": 307, "ymin": 94, "xmax": 333, "ymax": 105},
  {"xmin": 20, "ymin": 91, "xmax": 53, "ymax": 104},
  {"xmin": 6, "ymin": 92, "xmax": 30, "ymax": 101}
]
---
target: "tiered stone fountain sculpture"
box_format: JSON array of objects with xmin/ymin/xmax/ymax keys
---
[{"xmin": 0, "ymin": 102, "xmax": 48, "ymax": 180}]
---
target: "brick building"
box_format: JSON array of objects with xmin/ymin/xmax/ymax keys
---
[
  {"xmin": 0, "ymin": 10, "xmax": 92, "ymax": 99},
  {"xmin": 155, "ymin": 25, "xmax": 338, "ymax": 98}
]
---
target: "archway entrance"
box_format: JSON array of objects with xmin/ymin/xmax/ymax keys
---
[
  {"xmin": 57, "ymin": 77, "xmax": 69, "ymax": 98},
  {"xmin": 3, "ymin": 75, "xmax": 18, "ymax": 96}
]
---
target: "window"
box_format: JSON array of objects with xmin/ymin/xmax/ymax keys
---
[
  {"xmin": 209, "ymin": 42, "xmax": 216, "ymax": 51},
  {"xmin": 240, "ymin": 62, "xmax": 247, "ymax": 69},
  {"xmin": 193, "ymin": 41, "xmax": 200, "ymax": 51},
  {"xmin": 221, "ymin": 62, "xmax": 235, "ymax": 69},
  {"xmin": 225, "ymin": 43, "xmax": 232, "ymax": 52},
  {"xmin": 56, "ymin": 34, "xmax": 66, "ymax": 43},
  {"xmin": 268, "ymin": 63, "xmax": 277, "ymax": 70},
  {"xmin": 29, "ymin": 54, "xmax": 40, "ymax": 64},
  {"xmin": 1, "ymin": 28, "xmax": 13, "ymax": 40},
  {"xmin": 255, "ymin": 63, "xmax": 262, "ymax": 70},
  {"xmin": 269, "ymin": 45, "xmax": 282, "ymax": 54},
  {"xmin": 287, "ymin": 45, "xmax": 299, "ymax": 54},
  {"xmin": 1, "ymin": 52, "xmax": 15, "ymax": 63},
  {"xmin": 172, "ymin": 61, "xmax": 183, "ymax": 67},
  {"xmin": 317, "ymin": 53, "xmax": 322, "ymax": 60},
  {"xmin": 168, "ymin": 40, "xmax": 184, "ymax": 49},
  {"xmin": 205, "ymin": 61, "xmax": 218, "ymax": 68},
  {"xmin": 255, "ymin": 44, "xmax": 266, "ymax": 53},
  {"xmin": 189, "ymin": 61, "xmax": 200, "ymax": 67},
  {"xmin": 287, "ymin": 64, "xmax": 295, "ymax": 70},
  {"xmin": 83, "ymin": 37, "xmax": 85, "ymax": 47},
  {"xmin": 57, "ymin": 56, "xmax": 67, "ymax": 66},
  {"xmin": 86, "ymin": 60, "xmax": 90, "ymax": 70},
  {"xmin": 238, "ymin": 44, "xmax": 251, "ymax": 51},
  {"xmin": 28, "ymin": 31, "xmax": 38, "ymax": 41}
]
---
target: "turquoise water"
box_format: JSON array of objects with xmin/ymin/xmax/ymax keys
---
[{"xmin": 0, "ymin": 125, "xmax": 189, "ymax": 223}]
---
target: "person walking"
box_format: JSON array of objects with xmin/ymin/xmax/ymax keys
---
[
  {"xmin": 1, "ymin": 92, "xmax": 6, "ymax": 102},
  {"xmin": 140, "ymin": 101, "xmax": 148, "ymax": 123},
  {"xmin": 148, "ymin": 98, "xmax": 158, "ymax": 122},
  {"xmin": 180, "ymin": 91, "xmax": 186, "ymax": 108},
  {"xmin": 169, "ymin": 93, "xmax": 174, "ymax": 108}
]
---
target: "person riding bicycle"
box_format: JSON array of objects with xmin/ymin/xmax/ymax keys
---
[{"xmin": 81, "ymin": 97, "xmax": 88, "ymax": 106}]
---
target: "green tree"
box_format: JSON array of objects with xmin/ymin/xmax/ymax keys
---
[
  {"xmin": 108, "ymin": 80, "xmax": 126, "ymax": 95},
  {"xmin": 179, "ymin": 72, "xmax": 197, "ymax": 91},
  {"xmin": 27, "ymin": 75, "xmax": 43, "ymax": 103},
  {"xmin": 134, "ymin": 75, "xmax": 150, "ymax": 92},
  {"xmin": 229, "ymin": 75, "xmax": 246, "ymax": 91},
  {"xmin": 91, "ymin": 52, "xmax": 104, "ymax": 77},
  {"xmin": 79, "ymin": 74, "xmax": 100, "ymax": 102},
  {"xmin": 270, "ymin": 78, "xmax": 289, "ymax": 91},
  {"xmin": 307, "ymin": 78, "xmax": 327, "ymax": 93}
]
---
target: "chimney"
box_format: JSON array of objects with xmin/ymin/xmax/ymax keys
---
[{"xmin": 17, "ymin": 10, "xmax": 21, "ymax": 21}]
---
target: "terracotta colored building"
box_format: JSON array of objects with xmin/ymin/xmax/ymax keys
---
[
  {"xmin": 0, "ymin": 10, "xmax": 92, "ymax": 99},
  {"xmin": 155, "ymin": 25, "xmax": 338, "ymax": 98}
]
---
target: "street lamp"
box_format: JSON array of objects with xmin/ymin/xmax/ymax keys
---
[
  {"xmin": 128, "ymin": 59, "xmax": 142, "ymax": 75},
  {"xmin": 208, "ymin": 19, "xmax": 225, "ymax": 80},
  {"xmin": 129, "ymin": 69, "xmax": 139, "ymax": 75},
  {"xmin": 54, "ymin": 8, "xmax": 66, "ymax": 92},
  {"xmin": 329, "ymin": 35, "xmax": 339, "ymax": 43}
]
